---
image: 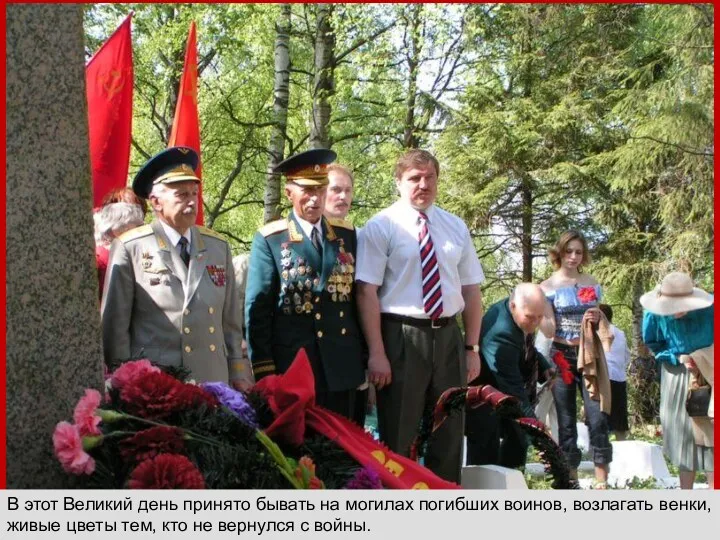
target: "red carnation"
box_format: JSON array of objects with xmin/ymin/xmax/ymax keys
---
[
  {"xmin": 577, "ymin": 286, "xmax": 598, "ymax": 304},
  {"xmin": 120, "ymin": 427, "xmax": 185, "ymax": 463},
  {"xmin": 175, "ymin": 384, "xmax": 219, "ymax": 411},
  {"xmin": 552, "ymin": 351, "xmax": 575, "ymax": 385},
  {"xmin": 128, "ymin": 454, "xmax": 205, "ymax": 489},
  {"xmin": 120, "ymin": 371, "xmax": 217, "ymax": 419}
]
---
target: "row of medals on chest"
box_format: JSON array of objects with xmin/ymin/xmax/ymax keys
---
[{"xmin": 280, "ymin": 247, "xmax": 353, "ymax": 314}]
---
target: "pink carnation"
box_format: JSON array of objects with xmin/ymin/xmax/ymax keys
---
[
  {"xmin": 111, "ymin": 360, "xmax": 160, "ymax": 391},
  {"xmin": 52, "ymin": 422, "xmax": 95, "ymax": 475},
  {"xmin": 73, "ymin": 389, "xmax": 102, "ymax": 436}
]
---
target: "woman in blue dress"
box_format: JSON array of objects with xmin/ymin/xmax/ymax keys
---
[
  {"xmin": 540, "ymin": 230, "xmax": 612, "ymax": 488},
  {"xmin": 641, "ymin": 272, "xmax": 714, "ymax": 489}
]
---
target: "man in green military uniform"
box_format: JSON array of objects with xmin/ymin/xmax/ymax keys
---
[
  {"xmin": 245, "ymin": 149, "xmax": 365, "ymax": 419},
  {"xmin": 465, "ymin": 283, "xmax": 556, "ymax": 468}
]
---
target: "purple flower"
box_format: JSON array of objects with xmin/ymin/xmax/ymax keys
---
[
  {"xmin": 344, "ymin": 467, "xmax": 383, "ymax": 489},
  {"xmin": 200, "ymin": 382, "xmax": 258, "ymax": 429}
]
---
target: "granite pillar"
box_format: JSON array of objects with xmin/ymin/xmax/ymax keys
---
[{"xmin": 6, "ymin": 4, "xmax": 104, "ymax": 487}]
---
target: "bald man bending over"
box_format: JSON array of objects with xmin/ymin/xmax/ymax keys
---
[{"xmin": 465, "ymin": 283, "xmax": 556, "ymax": 468}]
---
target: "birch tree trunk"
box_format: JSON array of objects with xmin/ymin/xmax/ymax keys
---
[
  {"xmin": 310, "ymin": 3, "xmax": 335, "ymax": 149},
  {"xmin": 264, "ymin": 3, "xmax": 291, "ymax": 223},
  {"xmin": 402, "ymin": 4, "xmax": 422, "ymax": 149}
]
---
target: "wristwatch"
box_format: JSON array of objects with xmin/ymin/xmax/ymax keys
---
[{"xmin": 465, "ymin": 344, "xmax": 480, "ymax": 353}]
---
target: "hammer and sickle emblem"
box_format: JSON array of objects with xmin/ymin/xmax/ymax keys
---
[{"xmin": 101, "ymin": 69, "xmax": 125, "ymax": 99}]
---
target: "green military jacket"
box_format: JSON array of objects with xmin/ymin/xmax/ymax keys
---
[
  {"xmin": 475, "ymin": 298, "xmax": 553, "ymax": 417},
  {"xmin": 245, "ymin": 213, "xmax": 365, "ymax": 392}
]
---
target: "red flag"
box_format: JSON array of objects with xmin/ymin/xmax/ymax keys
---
[
  {"xmin": 86, "ymin": 14, "xmax": 133, "ymax": 207},
  {"xmin": 168, "ymin": 21, "xmax": 204, "ymax": 225}
]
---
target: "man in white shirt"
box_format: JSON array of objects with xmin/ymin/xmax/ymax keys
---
[
  {"xmin": 356, "ymin": 149, "xmax": 485, "ymax": 483},
  {"xmin": 599, "ymin": 304, "xmax": 630, "ymax": 440}
]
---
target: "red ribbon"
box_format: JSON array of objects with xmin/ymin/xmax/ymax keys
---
[{"xmin": 255, "ymin": 349, "xmax": 459, "ymax": 490}]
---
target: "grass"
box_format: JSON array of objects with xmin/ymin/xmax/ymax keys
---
[{"xmin": 524, "ymin": 422, "xmax": 707, "ymax": 489}]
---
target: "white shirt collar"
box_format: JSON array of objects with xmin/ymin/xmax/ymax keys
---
[
  {"xmin": 396, "ymin": 199, "xmax": 436, "ymax": 224},
  {"xmin": 159, "ymin": 220, "xmax": 192, "ymax": 248},
  {"xmin": 294, "ymin": 212, "xmax": 323, "ymax": 239}
]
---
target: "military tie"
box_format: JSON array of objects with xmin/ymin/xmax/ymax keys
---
[
  {"xmin": 178, "ymin": 237, "xmax": 190, "ymax": 267},
  {"xmin": 311, "ymin": 226, "xmax": 323, "ymax": 257},
  {"xmin": 418, "ymin": 211, "xmax": 443, "ymax": 320}
]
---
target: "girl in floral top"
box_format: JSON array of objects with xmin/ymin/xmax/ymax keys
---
[{"xmin": 540, "ymin": 230, "xmax": 612, "ymax": 488}]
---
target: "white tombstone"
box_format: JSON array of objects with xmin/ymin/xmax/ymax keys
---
[
  {"xmin": 534, "ymin": 386, "xmax": 558, "ymax": 442},
  {"xmin": 577, "ymin": 422, "xmax": 590, "ymax": 452},
  {"xmin": 461, "ymin": 465, "xmax": 528, "ymax": 489},
  {"xmin": 607, "ymin": 441, "xmax": 670, "ymax": 487}
]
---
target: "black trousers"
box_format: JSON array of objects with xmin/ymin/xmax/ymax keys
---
[
  {"xmin": 352, "ymin": 387, "xmax": 368, "ymax": 427},
  {"xmin": 465, "ymin": 404, "xmax": 529, "ymax": 469},
  {"xmin": 316, "ymin": 388, "xmax": 357, "ymax": 419}
]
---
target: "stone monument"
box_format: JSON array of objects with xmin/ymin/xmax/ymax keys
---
[{"xmin": 6, "ymin": 4, "xmax": 104, "ymax": 487}]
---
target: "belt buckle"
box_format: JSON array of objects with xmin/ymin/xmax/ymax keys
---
[{"xmin": 430, "ymin": 318, "xmax": 443, "ymax": 329}]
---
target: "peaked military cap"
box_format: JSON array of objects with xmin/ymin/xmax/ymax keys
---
[
  {"xmin": 274, "ymin": 148, "xmax": 337, "ymax": 186},
  {"xmin": 132, "ymin": 146, "xmax": 200, "ymax": 198}
]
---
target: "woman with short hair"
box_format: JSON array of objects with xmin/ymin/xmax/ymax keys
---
[{"xmin": 94, "ymin": 201, "xmax": 144, "ymax": 298}]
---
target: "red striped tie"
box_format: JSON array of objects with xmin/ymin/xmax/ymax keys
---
[{"xmin": 418, "ymin": 211, "xmax": 443, "ymax": 320}]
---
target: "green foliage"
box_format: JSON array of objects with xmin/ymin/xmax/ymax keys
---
[{"xmin": 85, "ymin": 4, "xmax": 713, "ymax": 374}]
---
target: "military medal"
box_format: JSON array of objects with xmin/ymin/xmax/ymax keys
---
[
  {"xmin": 303, "ymin": 301, "xmax": 313, "ymax": 313},
  {"xmin": 289, "ymin": 268, "xmax": 297, "ymax": 279},
  {"xmin": 281, "ymin": 257, "xmax": 292, "ymax": 268},
  {"xmin": 305, "ymin": 278, "xmax": 312, "ymax": 289},
  {"xmin": 207, "ymin": 265, "xmax": 226, "ymax": 287},
  {"xmin": 282, "ymin": 270, "xmax": 289, "ymax": 280}
]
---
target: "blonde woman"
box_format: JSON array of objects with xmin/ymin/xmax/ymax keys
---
[{"xmin": 540, "ymin": 230, "xmax": 612, "ymax": 488}]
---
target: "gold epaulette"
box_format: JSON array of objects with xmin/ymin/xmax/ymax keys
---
[
  {"xmin": 260, "ymin": 219, "xmax": 289, "ymax": 237},
  {"xmin": 118, "ymin": 224, "xmax": 153, "ymax": 243},
  {"xmin": 198, "ymin": 225, "xmax": 228, "ymax": 243},
  {"xmin": 327, "ymin": 217, "xmax": 354, "ymax": 231}
]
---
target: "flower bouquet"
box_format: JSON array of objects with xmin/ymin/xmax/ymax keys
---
[{"xmin": 53, "ymin": 351, "xmax": 455, "ymax": 489}]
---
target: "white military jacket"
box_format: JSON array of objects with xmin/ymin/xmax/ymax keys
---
[{"xmin": 101, "ymin": 220, "xmax": 252, "ymax": 386}]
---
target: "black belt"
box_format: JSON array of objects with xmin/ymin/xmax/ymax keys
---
[{"xmin": 381, "ymin": 313, "xmax": 456, "ymax": 329}]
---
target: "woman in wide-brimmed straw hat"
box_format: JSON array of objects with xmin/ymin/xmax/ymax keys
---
[{"xmin": 641, "ymin": 272, "xmax": 714, "ymax": 489}]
